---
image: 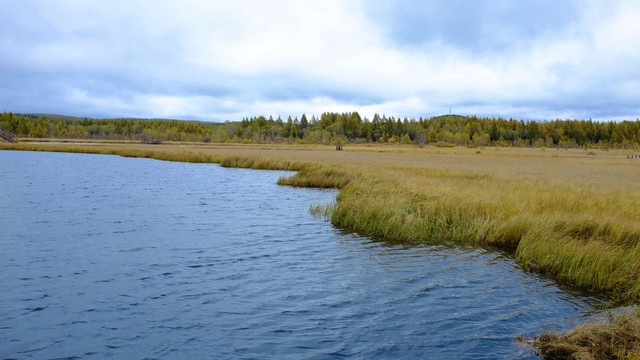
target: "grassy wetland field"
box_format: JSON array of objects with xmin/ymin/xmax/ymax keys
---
[{"xmin": 2, "ymin": 141, "xmax": 639, "ymax": 358}]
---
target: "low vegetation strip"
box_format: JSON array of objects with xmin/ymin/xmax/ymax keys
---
[{"xmin": 2, "ymin": 141, "xmax": 639, "ymax": 357}]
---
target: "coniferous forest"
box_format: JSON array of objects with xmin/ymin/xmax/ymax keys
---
[{"xmin": 2, "ymin": 111, "xmax": 640, "ymax": 148}]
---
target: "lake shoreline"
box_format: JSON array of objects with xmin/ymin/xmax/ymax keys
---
[{"xmin": 2, "ymin": 141, "xmax": 639, "ymax": 358}]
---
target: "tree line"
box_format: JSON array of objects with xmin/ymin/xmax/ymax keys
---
[{"xmin": 2, "ymin": 111, "xmax": 639, "ymax": 148}]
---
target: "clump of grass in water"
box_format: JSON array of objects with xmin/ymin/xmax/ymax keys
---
[
  {"xmin": 309, "ymin": 202, "xmax": 335, "ymax": 219},
  {"xmin": 527, "ymin": 308, "xmax": 640, "ymax": 359},
  {"xmin": 277, "ymin": 165, "xmax": 352, "ymax": 188}
]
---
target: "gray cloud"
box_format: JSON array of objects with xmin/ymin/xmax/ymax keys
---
[
  {"xmin": 0, "ymin": 0, "xmax": 638, "ymax": 121},
  {"xmin": 366, "ymin": 0, "xmax": 581, "ymax": 52}
]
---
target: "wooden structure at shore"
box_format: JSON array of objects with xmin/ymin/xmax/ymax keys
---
[{"xmin": 0, "ymin": 127, "xmax": 17, "ymax": 143}]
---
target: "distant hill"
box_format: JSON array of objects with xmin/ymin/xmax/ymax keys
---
[
  {"xmin": 432, "ymin": 114, "xmax": 466, "ymax": 120},
  {"xmin": 18, "ymin": 113, "xmax": 87, "ymax": 122}
]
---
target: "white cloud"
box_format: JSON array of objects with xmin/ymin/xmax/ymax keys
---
[{"xmin": 1, "ymin": 0, "xmax": 639, "ymax": 121}]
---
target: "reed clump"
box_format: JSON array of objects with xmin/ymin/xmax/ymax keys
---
[
  {"xmin": 517, "ymin": 219, "xmax": 640, "ymax": 301},
  {"xmin": 531, "ymin": 309, "xmax": 640, "ymax": 359},
  {"xmin": 277, "ymin": 165, "xmax": 354, "ymax": 188},
  {"xmin": 309, "ymin": 202, "xmax": 336, "ymax": 219}
]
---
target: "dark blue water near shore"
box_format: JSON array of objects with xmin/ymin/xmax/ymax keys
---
[{"xmin": 1, "ymin": 151, "xmax": 602, "ymax": 359}]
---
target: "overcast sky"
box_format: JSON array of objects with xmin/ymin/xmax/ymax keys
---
[{"xmin": 1, "ymin": 0, "xmax": 639, "ymax": 122}]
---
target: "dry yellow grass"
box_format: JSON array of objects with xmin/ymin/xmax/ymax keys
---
[{"xmin": 531, "ymin": 309, "xmax": 640, "ymax": 359}]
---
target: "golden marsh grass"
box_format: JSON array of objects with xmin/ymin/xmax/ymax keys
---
[{"xmin": 530, "ymin": 308, "xmax": 640, "ymax": 359}]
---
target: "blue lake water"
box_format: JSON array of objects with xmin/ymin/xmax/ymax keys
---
[{"xmin": 0, "ymin": 150, "xmax": 602, "ymax": 359}]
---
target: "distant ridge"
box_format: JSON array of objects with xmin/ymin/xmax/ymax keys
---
[
  {"xmin": 18, "ymin": 113, "xmax": 87, "ymax": 122},
  {"xmin": 432, "ymin": 114, "xmax": 466, "ymax": 120}
]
